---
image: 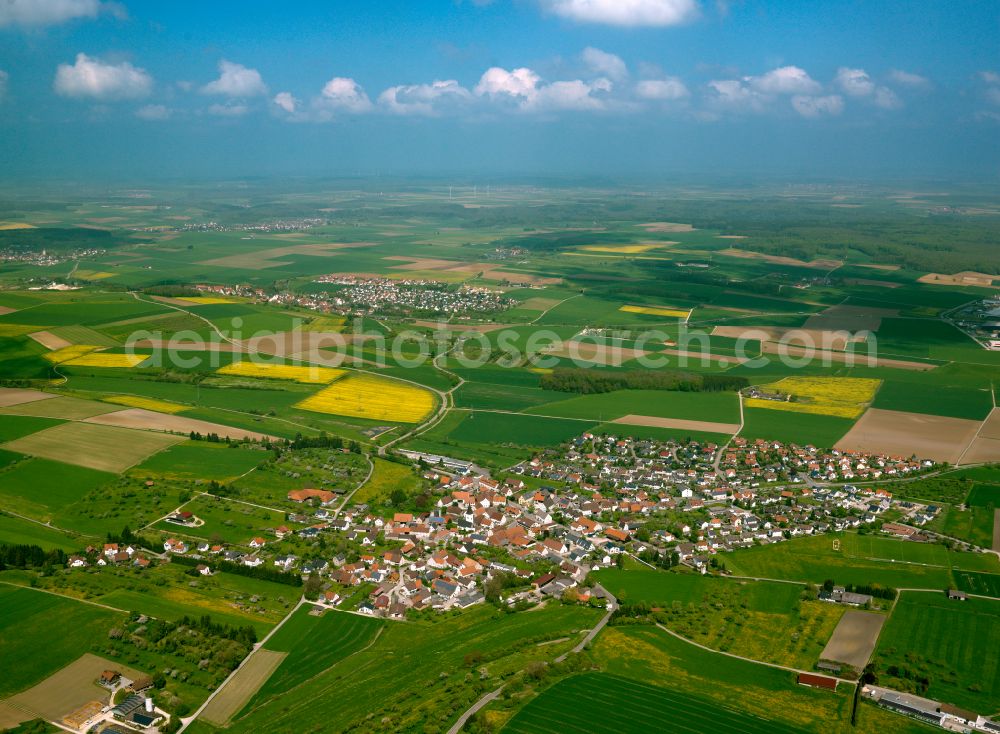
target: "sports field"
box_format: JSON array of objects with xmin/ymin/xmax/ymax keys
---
[
  {"xmin": 954, "ymin": 571, "xmax": 1000, "ymax": 598},
  {"xmin": 295, "ymin": 372, "xmax": 435, "ymax": 423},
  {"xmin": 3, "ymin": 421, "xmax": 183, "ymax": 472},
  {"xmin": 502, "ymin": 673, "xmax": 801, "ymax": 734}
]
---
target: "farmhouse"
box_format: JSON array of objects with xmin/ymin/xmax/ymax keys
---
[{"xmin": 288, "ymin": 488, "xmax": 337, "ymax": 504}]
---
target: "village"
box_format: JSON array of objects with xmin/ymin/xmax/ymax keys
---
[{"xmin": 68, "ymin": 432, "xmax": 951, "ymax": 626}]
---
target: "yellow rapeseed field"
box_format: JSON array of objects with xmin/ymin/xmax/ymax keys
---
[
  {"xmin": 0, "ymin": 222, "xmax": 36, "ymax": 230},
  {"xmin": 620, "ymin": 304, "xmax": 691, "ymax": 319},
  {"xmin": 62, "ymin": 353, "xmax": 151, "ymax": 368},
  {"xmin": 745, "ymin": 376, "xmax": 881, "ymax": 419},
  {"xmin": 296, "ymin": 372, "xmax": 436, "ymax": 423},
  {"xmin": 102, "ymin": 395, "xmax": 189, "ymax": 413},
  {"xmin": 216, "ymin": 361, "xmax": 346, "ymax": 384},
  {"xmin": 581, "ymin": 244, "xmax": 661, "ymax": 254},
  {"xmin": 43, "ymin": 344, "xmax": 101, "ymax": 364}
]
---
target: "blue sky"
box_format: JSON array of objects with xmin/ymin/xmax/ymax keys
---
[{"xmin": 1, "ymin": 0, "xmax": 998, "ymax": 180}]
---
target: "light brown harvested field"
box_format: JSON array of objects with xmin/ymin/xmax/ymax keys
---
[
  {"xmin": 835, "ymin": 408, "xmax": 981, "ymax": 464},
  {"xmin": 543, "ymin": 342, "xmax": 650, "ymax": 366},
  {"xmin": 803, "ymin": 304, "xmax": 898, "ymax": 333},
  {"xmin": 4, "ymin": 421, "xmax": 183, "ymax": 472},
  {"xmin": 199, "ymin": 650, "xmax": 287, "ymax": 726},
  {"xmin": 84, "ymin": 408, "xmax": 279, "ymax": 443},
  {"xmin": 719, "ymin": 248, "xmax": 842, "ymax": 269},
  {"xmin": 820, "ymin": 611, "xmax": 886, "ymax": 669},
  {"xmin": 716, "ymin": 234, "xmax": 747, "ymax": 239},
  {"xmin": 200, "ymin": 242, "xmax": 375, "ymax": 270},
  {"xmin": 150, "ymin": 294, "xmax": 199, "ymax": 306},
  {"xmin": 960, "ymin": 438, "xmax": 1000, "ymax": 465},
  {"xmin": 516, "ymin": 297, "xmax": 562, "ymax": 311},
  {"xmin": 758, "ymin": 342, "xmax": 935, "ymax": 371},
  {"xmin": 0, "ymin": 305, "xmax": 15, "ymax": 315},
  {"xmin": 133, "ymin": 338, "xmax": 247, "ymax": 353},
  {"xmin": 918, "ymin": 271, "xmax": 997, "ymax": 288},
  {"xmin": 613, "ymin": 414, "xmax": 741, "ymax": 434},
  {"xmin": 843, "ymin": 278, "xmax": 901, "ymax": 288},
  {"xmin": 637, "ymin": 222, "xmax": 695, "ymax": 232},
  {"xmin": 712, "ymin": 326, "xmax": 867, "ymax": 351},
  {"xmin": 0, "ymin": 395, "xmax": 122, "ymax": 419},
  {"xmin": 4, "ymin": 654, "xmax": 144, "ymax": 724},
  {"xmin": 412, "ymin": 320, "xmax": 515, "ymax": 333},
  {"xmin": 977, "ymin": 408, "xmax": 1000, "ymax": 440},
  {"xmin": 0, "ymin": 702, "xmax": 30, "ymax": 729},
  {"xmin": 0, "ymin": 388, "xmax": 58, "ymax": 408},
  {"xmin": 26, "ymin": 330, "xmax": 73, "ymax": 350},
  {"xmin": 855, "ymin": 263, "xmax": 901, "ymax": 271}
]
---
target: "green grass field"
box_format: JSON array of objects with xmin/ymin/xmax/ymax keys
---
[
  {"xmin": 875, "ymin": 591, "xmax": 1000, "ymax": 712},
  {"xmin": 502, "ymin": 672, "xmax": 802, "ymax": 734},
  {"xmin": 593, "ymin": 568, "xmax": 842, "ymax": 670},
  {"xmin": 524, "ymin": 389, "xmax": 740, "ymax": 423},
  {"xmin": 954, "ymin": 571, "xmax": 1000, "ymax": 599},
  {"xmin": 251, "ymin": 607, "xmax": 383, "ymax": 703},
  {"xmin": 0, "ymin": 585, "xmax": 124, "ymax": 697},
  {"xmin": 353, "ymin": 456, "xmax": 416, "ymax": 505},
  {"xmin": 724, "ymin": 532, "xmax": 1000, "ymax": 588},
  {"xmin": 446, "ymin": 410, "xmax": 593, "ymax": 447},
  {"xmin": 130, "ymin": 442, "xmax": 268, "ymax": 482},
  {"xmin": 0, "ymin": 415, "xmax": 65, "ymax": 442},
  {"xmin": 739, "ymin": 406, "xmax": 855, "ymax": 447},
  {"xmin": 0, "ymin": 512, "xmax": 84, "ymax": 551},
  {"xmin": 0, "ymin": 458, "xmax": 114, "ymax": 522},
  {"xmin": 222, "ymin": 603, "xmax": 602, "ymax": 733},
  {"xmin": 152, "ymin": 494, "xmax": 286, "ymax": 546},
  {"xmin": 872, "ymin": 380, "xmax": 994, "ymax": 420},
  {"xmin": 929, "ymin": 504, "xmax": 995, "ymax": 548}
]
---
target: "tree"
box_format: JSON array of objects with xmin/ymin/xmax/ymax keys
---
[
  {"xmin": 304, "ymin": 572, "xmax": 322, "ymax": 600},
  {"xmin": 390, "ymin": 489, "xmax": 407, "ymax": 506}
]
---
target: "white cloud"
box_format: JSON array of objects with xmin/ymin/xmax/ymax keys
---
[
  {"xmin": 318, "ymin": 77, "xmax": 372, "ymax": 113},
  {"xmin": 273, "ymin": 91, "xmax": 298, "ymax": 114},
  {"xmin": 201, "ymin": 60, "xmax": 267, "ymax": 97},
  {"xmin": 207, "ymin": 102, "xmax": 249, "ymax": 117},
  {"xmin": 889, "ymin": 69, "xmax": 930, "ymax": 88},
  {"xmin": 635, "ymin": 77, "xmax": 688, "ymax": 100},
  {"xmin": 475, "ymin": 67, "xmax": 541, "ymax": 101},
  {"xmin": 378, "ymin": 80, "xmax": 471, "ymax": 116},
  {"xmin": 791, "ymin": 94, "xmax": 843, "ymax": 118},
  {"xmin": 474, "ymin": 66, "xmax": 612, "ymax": 112},
  {"xmin": 54, "ymin": 53, "xmax": 152, "ymax": 100},
  {"xmin": 540, "ymin": 0, "xmax": 699, "ymax": 27},
  {"xmin": 835, "ymin": 67, "xmax": 875, "ymax": 97},
  {"xmin": 0, "ymin": 0, "xmax": 104, "ymax": 28},
  {"xmin": 979, "ymin": 70, "xmax": 1000, "ymax": 85},
  {"xmin": 987, "ymin": 87, "xmax": 1000, "ymax": 106},
  {"xmin": 135, "ymin": 104, "xmax": 170, "ymax": 120},
  {"xmin": 704, "ymin": 79, "xmax": 765, "ymax": 113},
  {"xmin": 750, "ymin": 66, "xmax": 820, "ymax": 95},
  {"xmin": 529, "ymin": 78, "xmax": 612, "ymax": 111},
  {"xmin": 0, "ymin": 70, "xmax": 7, "ymax": 101},
  {"xmin": 873, "ymin": 86, "xmax": 901, "ymax": 110},
  {"xmin": 581, "ymin": 47, "xmax": 627, "ymax": 81}
]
